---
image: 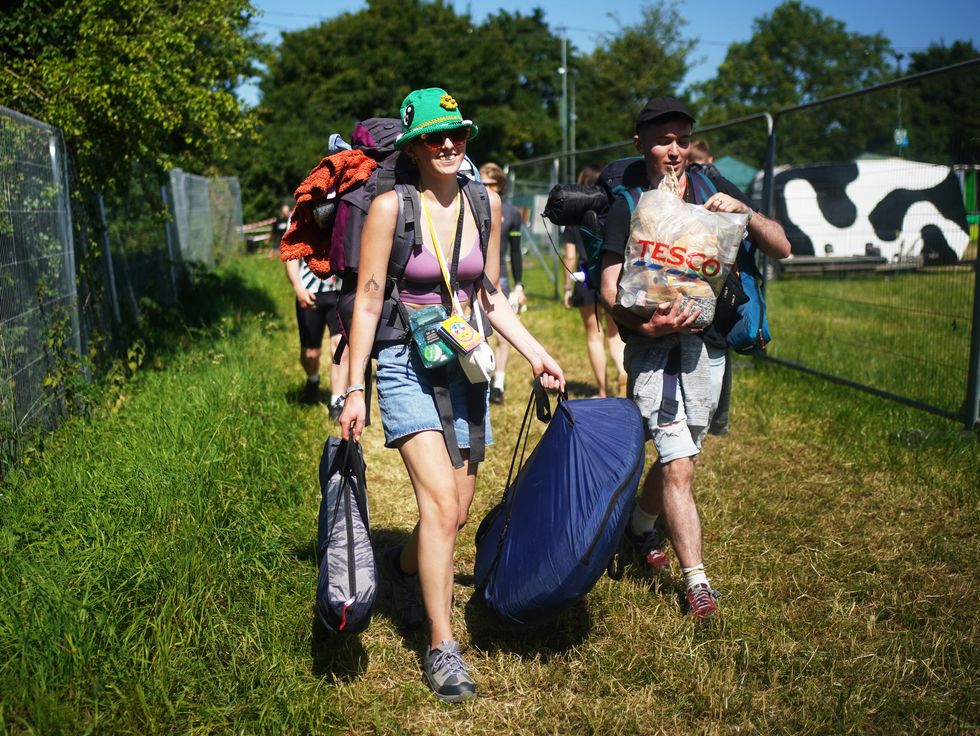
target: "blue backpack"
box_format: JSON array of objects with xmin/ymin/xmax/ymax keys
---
[{"xmin": 687, "ymin": 167, "xmax": 772, "ymax": 355}]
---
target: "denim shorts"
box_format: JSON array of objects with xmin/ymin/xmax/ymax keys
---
[
  {"xmin": 375, "ymin": 343, "xmax": 493, "ymax": 449},
  {"xmin": 627, "ymin": 345, "xmax": 727, "ymax": 464}
]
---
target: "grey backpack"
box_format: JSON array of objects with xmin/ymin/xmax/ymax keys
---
[{"xmin": 315, "ymin": 437, "xmax": 377, "ymax": 635}]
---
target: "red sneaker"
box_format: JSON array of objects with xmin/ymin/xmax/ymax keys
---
[{"xmin": 684, "ymin": 583, "xmax": 720, "ymax": 622}]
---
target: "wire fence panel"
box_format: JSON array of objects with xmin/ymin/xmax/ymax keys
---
[
  {"xmin": 166, "ymin": 169, "xmax": 244, "ymax": 270},
  {"xmin": 168, "ymin": 168, "xmax": 216, "ymax": 269},
  {"xmin": 102, "ymin": 177, "xmax": 179, "ymax": 318},
  {"xmin": 2, "ymin": 107, "xmax": 245, "ymax": 465},
  {"xmin": 504, "ymin": 61, "xmax": 979, "ymax": 425},
  {"xmin": 767, "ymin": 73, "xmax": 977, "ymax": 421},
  {"xmin": 209, "ymin": 176, "xmax": 244, "ymax": 263},
  {"xmin": 0, "ymin": 106, "xmax": 80, "ymax": 456}
]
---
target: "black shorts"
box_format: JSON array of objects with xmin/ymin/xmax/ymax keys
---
[
  {"xmin": 569, "ymin": 281, "xmax": 597, "ymax": 308},
  {"xmin": 296, "ymin": 290, "xmax": 341, "ymax": 348}
]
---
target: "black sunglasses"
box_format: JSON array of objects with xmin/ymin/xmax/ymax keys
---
[{"xmin": 419, "ymin": 127, "xmax": 470, "ymax": 150}]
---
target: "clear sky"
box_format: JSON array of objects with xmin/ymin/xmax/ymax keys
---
[{"xmin": 240, "ymin": 0, "xmax": 979, "ymax": 106}]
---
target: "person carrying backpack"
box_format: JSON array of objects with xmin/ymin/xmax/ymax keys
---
[
  {"xmin": 477, "ymin": 161, "xmax": 526, "ymax": 405},
  {"xmin": 338, "ymin": 87, "xmax": 564, "ymax": 702},
  {"xmin": 598, "ymin": 97, "xmax": 790, "ymax": 622},
  {"xmin": 561, "ymin": 163, "xmax": 628, "ymax": 399}
]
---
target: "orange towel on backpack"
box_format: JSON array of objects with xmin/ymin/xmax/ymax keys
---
[{"xmin": 279, "ymin": 149, "xmax": 378, "ymax": 274}]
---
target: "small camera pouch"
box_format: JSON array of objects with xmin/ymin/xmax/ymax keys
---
[{"xmin": 409, "ymin": 304, "xmax": 455, "ymax": 369}]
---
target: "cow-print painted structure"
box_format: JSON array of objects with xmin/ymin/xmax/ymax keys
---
[{"xmin": 757, "ymin": 160, "xmax": 970, "ymax": 264}]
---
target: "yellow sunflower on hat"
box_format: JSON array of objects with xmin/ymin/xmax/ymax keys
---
[{"xmin": 395, "ymin": 88, "xmax": 479, "ymax": 150}]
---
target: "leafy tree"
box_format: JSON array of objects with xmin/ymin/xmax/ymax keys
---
[
  {"xmin": 904, "ymin": 41, "xmax": 980, "ymax": 164},
  {"xmin": 693, "ymin": 1, "xmax": 893, "ymax": 165},
  {"xmin": 234, "ymin": 0, "xmax": 564, "ymax": 221},
  {"xmin": 470, "ymin": 9, "xmax": 565, "ymax": 163},
  {"xmin": 573, "ymin": 2, "xmax": 695, "ymax": 149},
  {"xmin": 0, "ymin": 0, "xmax": 261, "ymax": 196}
]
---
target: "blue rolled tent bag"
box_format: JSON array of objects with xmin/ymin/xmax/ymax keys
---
[{"xmin": 473, "ymin": 382, "xmax": 645, "ymax": 625}]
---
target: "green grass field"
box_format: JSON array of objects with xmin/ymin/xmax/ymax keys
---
[
  {"xmin": 765, "ymin": 267, "xmax": 975, "ymax": 418},
  {"xmin": 1, "ymin": 254, "xmax": 977, "ymax": 734}
]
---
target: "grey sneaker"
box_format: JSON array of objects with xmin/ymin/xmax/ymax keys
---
[
  {"xmin": 424, "ymin": 640, "xmax": 476, "ymax": 703},
  {"xmin": 384, "ymin": 546, "xmax": 425, "ymax": 630}
]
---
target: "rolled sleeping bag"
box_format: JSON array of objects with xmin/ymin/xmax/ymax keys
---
[{"xmin": 542, "ymin": 184, "xmax": 609, "ymax": 226}]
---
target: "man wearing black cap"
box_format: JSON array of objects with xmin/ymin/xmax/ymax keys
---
[{"xmin": 599, "ymin": 96, "xmax": 790, "ymax": 622}]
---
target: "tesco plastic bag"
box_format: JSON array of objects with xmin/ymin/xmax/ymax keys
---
[{"xmin": 617, "ymin": 188, "xmax": 748, "ymax": 328}]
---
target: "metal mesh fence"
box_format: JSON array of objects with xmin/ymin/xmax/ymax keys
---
[
  {"xmin": 166, "ymin": 169, "xmax": 244, "ymax": 270},
  {"xmin": 766, "ymin": 71, "xmax": 977, "ymax": 422},
  {"xmin": 209, "ymin": 176, "xmax": 244, "ymax": 263},
  {"xmin": 167, "ymin": 168, "xmax": 216, "ymax": 269},
  {"xmin": 0, "ymin": 107, "xmax": 80, "ymax": 455},
  {"xmin": 1, "ymin": 106, "xmax": 245, "ymax": 463},
  {"xmin": 101, "ymin": 177, "xmax": 179, "ymax": 321},
  {"xmin": 506, "ymin": 61, "xmax": 979, "ymax": 426}
]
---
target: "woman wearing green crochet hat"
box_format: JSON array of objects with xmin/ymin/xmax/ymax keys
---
[
  {"xmin": 339, "ymin": 87, "xmax": 564, "ymax": 703},
  {"xmin": 394, "ymin": 86, "xmax": 479, "ymax": 150}
]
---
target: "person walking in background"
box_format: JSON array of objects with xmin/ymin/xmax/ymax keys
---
[
  {"xmin": 689, "ymin": 139, "xmax": 712, "ymax": 165},
  {"xmin": 599, "ymin": 97, "xmax": 790, "ymax": 622},
  {"xmin": 478, "ymin": 162, "xmax": 525, "ymax": 405},
  {"xmin": 285, "ymin": 257, "xmax": 348, "ymax": 418},
  {"xmin": 689, "ymin": 138, "xmax": 721, "ymax": 179},
  {"xmin": 688, "ymin": 138, "xmax": 731, "ymax": 435},
  {"xmin": 271, "ymin": 202, "xmax": 291, "ymax": 257},
  {"xmin": 339, "ymin": 87, "xmax": 563, "ymax": 702},
  {"xmin": 562, "ymin": 164, "xmax": 628, "ymax": 398}
]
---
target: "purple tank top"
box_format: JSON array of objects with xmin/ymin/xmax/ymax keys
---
[{"xmin": 400, "ymin": 236, "xmax": 484, "ymax": 305}]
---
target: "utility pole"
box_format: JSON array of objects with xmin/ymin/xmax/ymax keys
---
[
  {"xmin": 558, "ymin": 28, "xmax": 568, "ymax": 181},
  {"xmin": 570, "ymin": 74, "xmax": 577, "ymax": 181},
  {"xmin": 893, "ymin": 51, "xmax": 906, "ymax": 158}
]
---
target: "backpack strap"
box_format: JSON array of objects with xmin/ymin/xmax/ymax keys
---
[
  {"xmin": 612, "ymin": 185, "xmax": 644, "ymax": 214},
  {"xmin": 460, "ymin": 176, "xmax": 498, "ymax": 297},
  {"xmin": 458, "ymin": 176, "xmax": 493, "ymax": 466},
  {"xmin": 376, "ymin": 166, "xmax": 397, "ymax": 198},
  {"xmin": 688, "ymin": 170, "xmax": 717, "ymax": 204},
  {"xmin": 391, "ymin": 183, "xmax": 422, "ymax": 276},
  {"xmin": 385, "ymin": 184, "xmax": 421, "ymax": 333}
]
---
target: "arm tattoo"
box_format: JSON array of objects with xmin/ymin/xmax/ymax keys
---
[{"xmin": 365, "ymin": 274, "xmax": 380, "ymax": 293}]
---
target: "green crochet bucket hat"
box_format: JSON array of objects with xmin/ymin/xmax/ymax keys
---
[{"xmin": 395, "ymin": 87, "xmax": 479, "ymax": 150}]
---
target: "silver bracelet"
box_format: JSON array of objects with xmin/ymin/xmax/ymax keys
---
[{"xmin": 341, "ymin": 383, "xmax": 365, "ymax": 400}]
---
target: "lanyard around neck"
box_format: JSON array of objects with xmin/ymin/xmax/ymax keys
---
[{"xmin": 420, "ymin": 187, "xmax": 465, "ymax": 314}]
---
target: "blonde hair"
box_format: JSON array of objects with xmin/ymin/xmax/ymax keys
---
[
  {"xmin": 479, "ymin": 162, "xmax": 506, "ymax": 192},
  {"xmin": 690, "ymin": 139, "xmax": 713, "ymax": 164}
]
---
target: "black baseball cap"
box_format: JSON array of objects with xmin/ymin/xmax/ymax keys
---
[{"xmin": 635, "ymin": 96, "xmax": 696, "ymax": 131}]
